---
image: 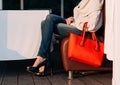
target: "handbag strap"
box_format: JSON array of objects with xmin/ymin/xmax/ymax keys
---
[{"xmin": 80, "ymin": 22, "xmax": 99, "ymax": 51}]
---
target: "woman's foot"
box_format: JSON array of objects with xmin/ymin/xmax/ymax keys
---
[
  {"xmin": 26, "ymin": 56, "xmax": 48, "ymax": 76},
  {"xmin": 35, "ymin": 58, "xmax": 48, "ymax": 76},
  {"xmin": 35, "ymin": 66, "xmax": 46, "ymax": 76},
  {"xmin": 26, "ymin": 66, "xmax": 38, "ymax": 73}
]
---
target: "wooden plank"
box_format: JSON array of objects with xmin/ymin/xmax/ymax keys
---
[
  {"xmin": 47, "ymin": 73, "xmax": 67, "ymax": 85},
  {"xmin": 78, "ymin": 73, "xmax": 103, "ymax": 85},
  {"xmin": 79, "ymin": 76, "xmax": 103, "ymax": 85},
  {"xmin": 18, "ymin": 70, "xmax": 35, "ymax": 85},
  {"xmin": 33, "ymin": 75, "xmax": 51, "ymax": 85},
  {"xmin": 1, "ymin": 63, "xmax": 18, "ymax": 85},
  {"xmin": 88, "ymin": 72, "xmax": 112, "ymax": 85},
  {"xmin": 66, "ymin": 79, "xmax": 85, "ymax": 85},
  {"xmin": 0, "ymin": 62, "xmax": 7, "ymax": 85}
]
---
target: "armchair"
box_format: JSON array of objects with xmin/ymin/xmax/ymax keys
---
[{"xmin": 60, "ymin": 1, "xmax": 112, "ymax": 79}]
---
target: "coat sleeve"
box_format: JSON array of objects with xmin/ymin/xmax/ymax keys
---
[{"xmin": 87, "ymin": 10, "xmax": 103, "ymax": 32}]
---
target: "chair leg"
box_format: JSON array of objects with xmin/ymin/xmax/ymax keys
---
[
  {"xmin": 68, "ymin": 71, "xmax": 73, "ymax": 79},
  {"xmin": 50, "ymin": 67, "xmax": 53, "ymax": 76}
]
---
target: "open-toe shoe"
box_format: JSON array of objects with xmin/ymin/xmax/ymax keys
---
[
  {"xmin": 26, "ymin": 66, "xmax": 38, "ymax": 74},
  {"xmin": 26, "ymin": 59, "xmax": 48, "ymax": 76},
  {"xmin": 35, "ymin": 59, "xmax": 49, "ymax": 76}
]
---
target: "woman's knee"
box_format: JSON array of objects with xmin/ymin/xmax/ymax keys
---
[{"xmin": 46, "ymin": 14, "xmax": 57, "ymax": 21}]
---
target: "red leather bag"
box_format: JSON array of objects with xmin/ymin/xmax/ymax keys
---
[{"xmin": 68, "ymin": 22, "xmax": 104, "ymax": 67}]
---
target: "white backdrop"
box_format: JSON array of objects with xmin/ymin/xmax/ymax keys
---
[
  {"xmin": 0, "ymin": 10, "xmax": 50, "ymax": 60},
  {"xmin": 105, "ymin": 0, "xmax": 120, "ymax": 85}
]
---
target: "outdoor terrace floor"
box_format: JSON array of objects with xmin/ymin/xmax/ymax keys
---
[{"xmin": 0, "ymin": 60, "xmax": 112, "ymax": 85}]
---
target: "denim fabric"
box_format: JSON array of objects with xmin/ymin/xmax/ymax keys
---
[{"xmin": 37, "ymin": 14, "xmax": 82, "ymax": 58}]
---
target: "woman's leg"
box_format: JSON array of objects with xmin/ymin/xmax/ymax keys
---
[
  {"xmin": 33, "ymin": 15, "xmax": 83, "ymax": 68},
  {"xmin": 56, "ymin": 23, "xmax": 83, "ymax": 37},
  {"xmin": 28, "ymin": 14, "xmax": 66, "ymax": 72},
  {"xmin": 33, "ymin": 23, "xmax": 81, "ymax": 68},
  {"xmin": 38, "ymin": 14, "xmax": 66, "ymax": 58}
]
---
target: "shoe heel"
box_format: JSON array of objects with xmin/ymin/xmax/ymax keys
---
[
  {"xmin": 36, "ymin": 59, "xmax": 48, "ymax": 69},
  {"xmin": 35, "ymin": 60, "xmax": 48, "ymax": 76}
]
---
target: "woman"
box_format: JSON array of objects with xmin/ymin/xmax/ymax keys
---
[{"xmin": 26, "ymin": 0, "xmax": 104, "ymax": 76}]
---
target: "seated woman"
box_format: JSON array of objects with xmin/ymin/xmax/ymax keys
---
[{"xmin": 26, "ymin": 0, "xmax": 104, "ymax": 76}]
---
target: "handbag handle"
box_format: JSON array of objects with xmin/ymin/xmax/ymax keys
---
[{"xmin": 80, "ymin": 22, "xmax": 99, "ymax": 51}]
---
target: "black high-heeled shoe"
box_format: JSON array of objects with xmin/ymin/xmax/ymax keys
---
[
  {"xmin": 35, "ymin": 59, "xmax": 49, "ymax": 76},
  {"xmin": 26, "ymin": 59, "xmax": 48, "ymax": 76},
  {"xmin": 26, "ymin": 66, "xmax": 38, "ymax": 73},
  {"xmin": 35, "ymin": 67, "xmax": 46, "ymax": 76}
]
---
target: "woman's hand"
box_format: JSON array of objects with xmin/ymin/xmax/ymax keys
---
[{"xmin": 65, "ymin": 17, "xmax": 74, "ymax": 25}]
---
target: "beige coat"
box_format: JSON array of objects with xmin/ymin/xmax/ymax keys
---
[{"xmin": 71, "ymin": 0, "xmax": 104, "ymax": 32}]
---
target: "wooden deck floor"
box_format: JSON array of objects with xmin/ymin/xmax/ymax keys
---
[{"xmin": 0, "ymin": 60, "xmax": 112, "ymax": 85}]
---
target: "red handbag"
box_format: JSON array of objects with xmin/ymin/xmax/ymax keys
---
[{"xmin": 68, "ymin": 22, "xmax": 104, "ymax": 67}]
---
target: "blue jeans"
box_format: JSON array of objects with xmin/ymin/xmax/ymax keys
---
[{"xmin": 37, "ymin": 14, "xmax": 82, "ymax": 58}]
